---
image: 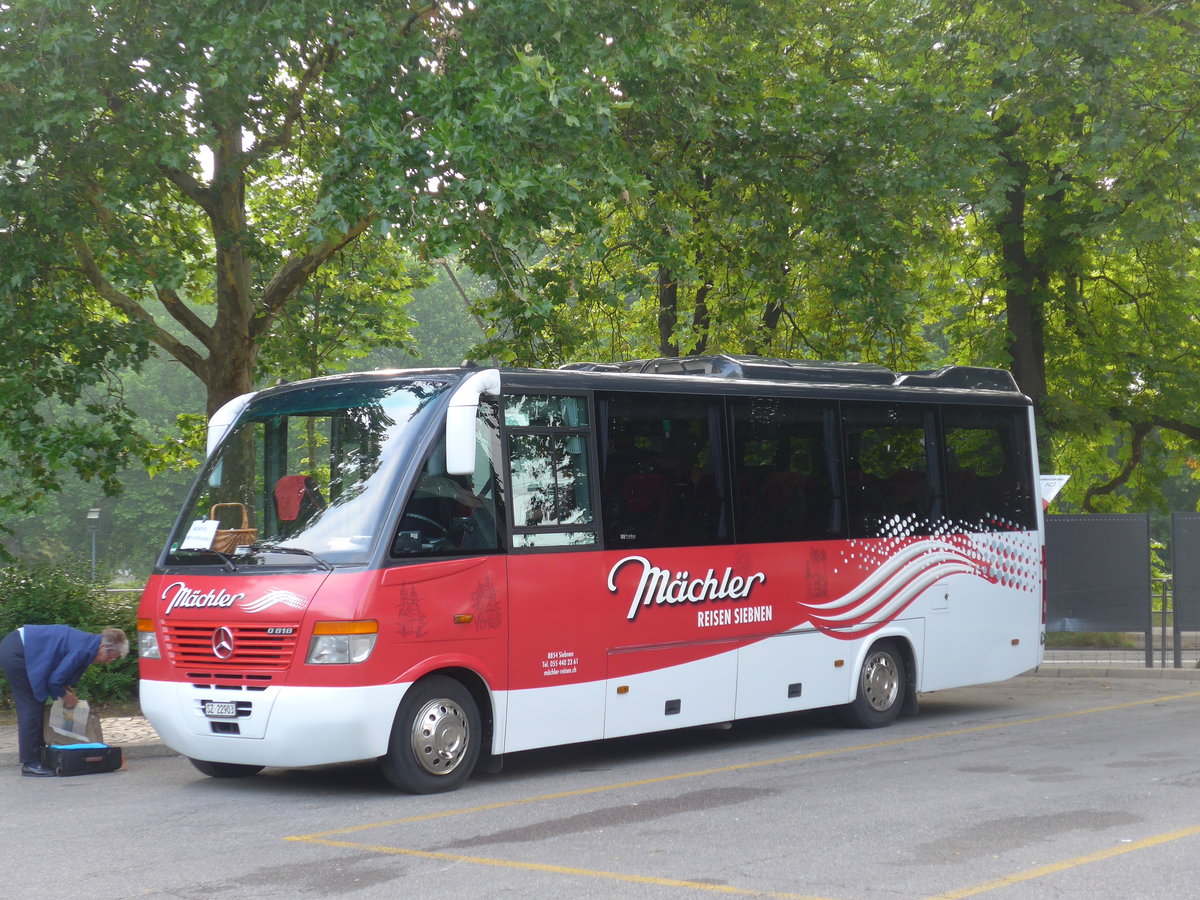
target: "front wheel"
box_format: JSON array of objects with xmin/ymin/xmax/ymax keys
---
[
  {"xmin": 379, "ymin": 675, "xmax": 481, "ymax": 793},
  {"xmin": 188, "ymin": 758, "xmax": 265, "ymax": 778},
  {"xmin": 840, "ymin": 642, "xmax": 906, "ymax": 729}
]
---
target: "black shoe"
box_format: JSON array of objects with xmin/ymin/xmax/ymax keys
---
[{"xmin": 21, "ymin": 763, "xmax": 56, "ymax": 777}]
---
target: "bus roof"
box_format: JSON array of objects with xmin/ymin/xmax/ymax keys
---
[
  {"xmin": 243, "ymin": 355, "xmax": 1028, "ymax": 409},
  {"xmin": 562, "ymin": 354, "xmax": 1021, "ymax": 393}
]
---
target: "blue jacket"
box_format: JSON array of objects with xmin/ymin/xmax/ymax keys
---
[{"xmin": 22, "ymin": 625, "xmax": 100, "ymax": 701}]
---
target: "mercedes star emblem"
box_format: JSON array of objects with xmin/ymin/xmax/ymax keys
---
[{"xmin": 211, "ymin": 626, "xmax": 235, "ymax": 660}]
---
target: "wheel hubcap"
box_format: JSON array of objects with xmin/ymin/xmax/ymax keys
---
[
  {"xmin": 410, "ymin": 697, "xmax": 470, "ymax": 775},
  {"xmin": 862, "ymin": 652, "xmax": 899, "ymax": 712}
]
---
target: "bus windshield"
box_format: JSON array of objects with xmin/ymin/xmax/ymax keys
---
[{"xmin": 166, "ymin": 378, "xmax": 451, "ymax": 567}]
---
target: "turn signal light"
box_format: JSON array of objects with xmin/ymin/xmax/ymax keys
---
[{"xmin": 312, "ymin": 620, "xmax": 378, "ymax": 635}]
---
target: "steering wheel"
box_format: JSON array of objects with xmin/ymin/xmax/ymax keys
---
[{"xmin": 401, "ymin": 512, "xmax": 450, "ymax": 537}]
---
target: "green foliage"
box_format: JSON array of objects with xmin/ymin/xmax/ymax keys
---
[
  {"xmin": 1043, "ymin": 632, "xmax": 1136, "ymax": 650},
  {"xmin": 369, "ymin": 262, "xmax": 493, "ymax": 369},
  {"xmin": 0, "ymin": 0, "xmax": 670, "ymax": 523},
  {"xmin": 0, "ymin": 563, "xmax": 139, "ymax": 705},
  {"xmin": 0, "ymin": 565, "xmax": 99, "ymax": 634},
  {"xmin": 1, "ymin": 350, "xmax": 204, "ymax": 570},
  {"xmin": 903, "ymin": 0, "xmax": 1200, "ymax": 501},
  {"xmin": 470, "ymin": 0, "xmax": 1200, "ymax": 517},
  {"xmin": 470, "ymin": 0, "xmax": 970, "ymax": 369},
  {"xmin": 1, "ymin": 0, "xmax": 1199, "ymax": 534},
  {"xmin": 255, "ymin": 237, "xmax": 432, "ymax": 381}
]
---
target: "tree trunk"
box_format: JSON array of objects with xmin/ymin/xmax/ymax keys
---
[
  {"xmin": 996, "ymin": 150, "xmax": 1046, "ymax": 405},
  {"xmin": 202, "ymin": 125, "xmax": 261, "ymax": 416},
  {"xmin": 996, "ymin": 146, "xmax": 1050, "ymax": 464},
  {"xmin": 749, "ymin": 300, "xmax": 784, "ymax": 355},
  {"xmin": 692, "ymin": 279, "xmax": 713, "ymax": 356},
  {"xmin": 657, "ymin": 264, "xmax": 679, "ymax": 357}
]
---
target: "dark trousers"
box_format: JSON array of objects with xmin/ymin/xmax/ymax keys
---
[{"xmin": 0, "ymin": 630, "xmax": 44, "ymax": 765}]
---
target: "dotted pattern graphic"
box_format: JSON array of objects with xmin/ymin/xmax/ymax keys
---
[{"xmin": 801, "ymin": 516, "xmax": 1040, "ymax": 639}]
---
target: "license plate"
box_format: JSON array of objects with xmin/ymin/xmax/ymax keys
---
[{"xmin": 203, "ymin": 700, "xmax": 238, "ymax": 718}]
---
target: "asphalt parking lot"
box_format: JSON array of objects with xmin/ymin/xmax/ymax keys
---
[{"xmin": 5, "ymin": 673, "xmax": 1200, "ymax": 899}]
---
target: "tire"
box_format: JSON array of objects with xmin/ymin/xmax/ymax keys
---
[
  {"xmin": 840, "ymin": 642, "xmax": 906, "ymax": 729},
  {"xmin": 188, "ymin": 758, "xmax": 265, "ymax": 778},
  {"xmin": 379, "ymin": 675, "xmax": 481, "ymax": 794}
]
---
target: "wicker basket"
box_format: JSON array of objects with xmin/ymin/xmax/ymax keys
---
[{"xmin": 210, "ymin": 503, "xmax": 258, "ymax": 554}]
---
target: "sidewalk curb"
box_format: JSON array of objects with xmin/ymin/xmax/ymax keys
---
[{"xmin": 1027, "ymin": 666, "xmax": 1200, "ymax": 681}]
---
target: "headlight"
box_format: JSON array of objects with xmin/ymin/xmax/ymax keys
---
[
  {"xmin": 137, "ymin": 618, "xmax": 161, "ymax": 659},
  {"xmin": 307, "ymin": 621, "xmax": 378, "ymax": 664}
]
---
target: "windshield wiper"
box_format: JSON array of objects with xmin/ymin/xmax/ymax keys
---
[
  {"xmin": 249, "ymin": 542, "xmax": 334, "ymax": 571},
  {"xmin": 174, "ymin": 547, "xmax": 238, "ymax": 571}
]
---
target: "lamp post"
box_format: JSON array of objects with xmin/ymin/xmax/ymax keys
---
[{"xmin": 87, "ymin": 508, "xmax": 100, "ymax": 582}]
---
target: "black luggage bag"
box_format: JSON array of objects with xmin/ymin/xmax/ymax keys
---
[{"xmin": 41, "ymin": 743, "xmax": 123, "ymax": 776}]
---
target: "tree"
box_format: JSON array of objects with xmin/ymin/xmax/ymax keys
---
[
  {"xmin": 254, "ymin": 236, "xmax": 430, "ymax": 383},
  {"xmin": 1, "ymin": 351, "xmax": 205, "ymax": 571},
  {"xmin": 469, "ymin": 0, "xmax": 963, "ymax": 370},
  {"xmin": 467, "ymin": 0, "xmax": 1200, "ymax": 513},
  {"xmin": 903, "ymin": 0, "xmax": 1200, "ymax": 503},
  {"xmin": 375, "ymin": 260, "xmax": 492, "ymax": 369},
  {"xmin": 0, "ymin": 0, "xmax": 663, "ymax": 514},
  {"xmin": 5, "ymin": 0, "xmax": 1198, "ymax": 529}
]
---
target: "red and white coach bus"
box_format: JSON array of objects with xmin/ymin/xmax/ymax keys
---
[{"xmin": 137, "ymin": 355, "xmax": 1045, "ymax": 792}]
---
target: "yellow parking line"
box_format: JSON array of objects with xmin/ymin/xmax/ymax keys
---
[
  {"xmin": 283, "ymin": 689, "xmax": 1200, "ymax": 900},
  {"xmin": 291, "ymin": 689, "xmax": 1200, "ymax": 842},
  {"xmin": 927, "ymin": 824, "xmax": 1200, "ymax": 898},
  {"xmin": 287, "ymin": 835, "xmax": 837, "ymax": 900}
]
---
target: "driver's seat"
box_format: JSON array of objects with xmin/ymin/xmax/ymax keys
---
[{"xmin": 274, "ymin": 475, "xmax": 325, "ymax": 535}]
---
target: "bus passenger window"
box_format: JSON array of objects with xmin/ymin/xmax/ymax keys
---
[
  {"xmin": 505, "ymin": 393, "xmax": 596, "ymax": 549},
  {"xmin": 598, "ymin": 393, "xmax": 728, "ymax": 548},
  {"xmin": 843, "ymin": 403, "xmax": 939, "ymax": 539},
  {"xmin": 943, "ymin": 406, "xmax": 1035, "ymax": 532},
  {"xmin": 730, "ymin": 397, "xmax": 842, "ymax": 543},
  {"xmin": 509, "ymin": 434, "xmax": 594, "ymax": 547}
]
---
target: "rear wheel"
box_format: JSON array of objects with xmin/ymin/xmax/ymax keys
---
[
  {"xmin": 841, "ymin": 642, "xmax": 906, "ymax": 728},
  {"xmin": 379, "ymin": 675, "xmax": 481, "ymax": 793},
  {"xmin": 188, "ymin": 758, "xmax": 264, "ymax": 778}
]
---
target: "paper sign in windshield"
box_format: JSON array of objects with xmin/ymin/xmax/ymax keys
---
[{"xmin": 180, "ymin": 519, "xmax": 219, "ymax": 550}]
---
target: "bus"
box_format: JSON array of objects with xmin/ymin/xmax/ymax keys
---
[{"xmin": 136, "ymin": 355, "xmax": 1045, "ymax": 793}]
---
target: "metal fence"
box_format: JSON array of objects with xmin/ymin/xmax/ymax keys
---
[{"xmin": 1045, "ymin": 513, "xmax": 1200, "ymax": 669}]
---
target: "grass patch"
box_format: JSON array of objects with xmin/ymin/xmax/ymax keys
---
[{"xmin": 1044, "ymin": 631, "xmax": 1137, "ymax": 649}]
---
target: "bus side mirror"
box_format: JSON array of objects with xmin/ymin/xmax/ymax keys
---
[
  {"xmin": 445, "ymin": 369, "xmax": 500, "ymax": 475},
  {"xmin": 207, "ymin": 392, "xmax": 258, "ymax": 457}
]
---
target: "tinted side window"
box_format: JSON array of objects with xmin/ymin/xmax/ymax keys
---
[
  {"xmin": 943, "ymin": 405, "xmax": 1036, "ymax": 531},
  {"xmin": 730, "ymin": 397, "xmax": 843, "ymax": 542},
  {"xmin": 843, "ymin": 403, "xmax": 940, "ymax": 538},
  {"xmin": 598, "ymin": 393, "xmax": 728, "ymax": 548}
]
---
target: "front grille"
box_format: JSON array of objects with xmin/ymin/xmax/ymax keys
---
[
  {"xmin": 163, "ymin": 623, "xmax": 299, "ymax": 676},
  {"xmin": 187, "ymin": 675, "xmax": 272, "ymax": 690}
]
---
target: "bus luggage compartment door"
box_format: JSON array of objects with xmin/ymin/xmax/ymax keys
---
[{"xmin": 603, "ymin": 642, "xmax": 738, "ymax": 739}]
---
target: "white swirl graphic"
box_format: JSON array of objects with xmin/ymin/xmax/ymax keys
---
[
  {"xmin": 241, "ymin": 589, "xmax": 309, "ymax": 614},
  {"xmin": 800, "ymin": 535, "xmax": 1028, "ymax": 639}
]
